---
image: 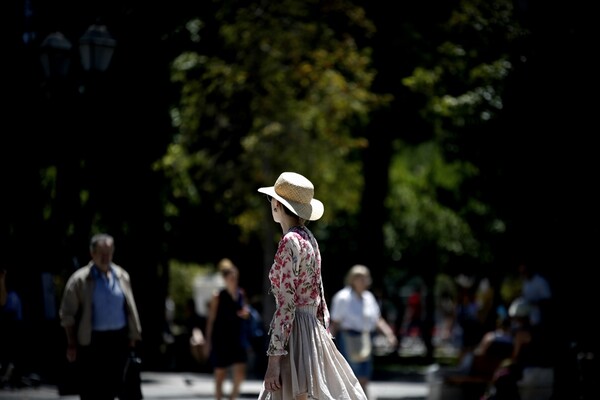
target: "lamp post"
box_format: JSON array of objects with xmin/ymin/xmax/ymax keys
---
[
  {"xmin": 37, "ymin": 23, "xmax": 117, "ymax": 263},
  {"xmin": 39, "ymin": 31, "xmax": 72, "ymax": 79},
  {"xmin": 79, "ymin": 24, "xmax": 117, "ymax": 73},
  {"xmin": 30, "ymin": 22, "xmax": 118, "ymax": 383},
  {"xmin": 39, "ymin": 23, "xmax": 116, "ymax": 80}
]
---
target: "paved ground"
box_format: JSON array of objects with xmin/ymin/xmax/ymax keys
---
[{"xmin": 0, "ymin": 371, "xmax": 429, "ymax": 400}]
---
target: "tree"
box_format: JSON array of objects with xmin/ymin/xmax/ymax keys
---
[
  {"xmin": 363, "ymin": 0, "xmax": 527, "ymax": 360},
  {"xmin": 154, "ymin": 0, "xmax": 390, "ymax": 317}
]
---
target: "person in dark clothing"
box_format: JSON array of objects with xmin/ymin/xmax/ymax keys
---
[
  {"xmin": 204, "ymin": 259, "xmax": 250, "ymax": 400},
  {"xmin": 0, "ymin": 267, "xmax": 24, "ymax": 388}
]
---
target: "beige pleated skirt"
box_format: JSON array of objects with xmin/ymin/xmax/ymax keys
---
[{"xmin": 258, "ymin": 305, "xmax": 368, "ymax": 400}]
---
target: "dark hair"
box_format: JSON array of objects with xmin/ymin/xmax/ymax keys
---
[{"xmin": 279, "ymin": 202, "xmax": 307, "ymax": 224}]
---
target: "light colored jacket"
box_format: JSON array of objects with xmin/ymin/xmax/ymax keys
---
[{"xmin": 59, "ymin": 262, "xmax": 142, "ymax": 346}]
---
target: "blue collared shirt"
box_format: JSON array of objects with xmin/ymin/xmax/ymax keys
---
[
  {"xmin": 91, "ymin": 265, "xmax": 127, "ymax": 331},
  {"xmin": 1, "ymin": 291, "xmax": 23, "ymax": 321}
]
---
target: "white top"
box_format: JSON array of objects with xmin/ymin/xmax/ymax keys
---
[{"xmin": 330, "ymin": 286, "xmax": 381, "ymax": 332}]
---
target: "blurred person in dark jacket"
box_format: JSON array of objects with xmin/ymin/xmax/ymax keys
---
[{"xmin": 0, "ymin": 266, "xmax": 24, "ymax": 388}]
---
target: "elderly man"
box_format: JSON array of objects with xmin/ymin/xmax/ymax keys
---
[{"xmin": 60, "ymin": 233, "xmax": 142, "ymax": 400}]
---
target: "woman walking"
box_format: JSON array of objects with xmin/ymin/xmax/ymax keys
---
[
  {"xmin": 257, "ymin": 172, "xmax": 367, "ymax": 400},
  {"xmin": 204, "ymin": 259, "xmax": 250, "ymax": 400}
]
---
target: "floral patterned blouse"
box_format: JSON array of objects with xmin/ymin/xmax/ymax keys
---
[{"xmin": 266, "ymin": 225, "xmax": 331, "ymax": 356}]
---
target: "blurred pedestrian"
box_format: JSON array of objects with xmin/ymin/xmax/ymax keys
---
[
  {"xmin": 244, "ymin": 296, "xmax": 267, "ymax": 378},
  {"xmin": 0, "ymin": 266, "xmax": 24, "ymax": 388},
  {"xmin": 434, "ymin": 288, "xmax": 457, "ymax": 352},
  {"xmin": 162, "ymin": 296, "xmax": 177, "ymax": 369},
  {"xmin": 481, "ymin": 297, "xmax": 548, "ymax": 400},
  {"xmin": 257, "ymin": 172, "xmax": 367, "ymax": 400},
  {"xmin": 330, "ymin": 264, "xmax": 398, "ymax": 395},
  {"xmin": 429, "ymin": 302, "xmax": 518, "ymax": 400},
  {"xmin": 401, "ymin": 284, "xmax": 423, "ymax": 338},
  {"xmin": 59, "ymin": 233, "xmax": 142, "ymax": 400},
  {"xmin": 204, "ymin": 259, "xmax": 250, "ymax": 400},
  {"xmin": 183, "ymin": 298, "xmax": 207, "ymax": 368},
  {"xmin": 470, "ymin": 315, "xmax": 515, "ymax": 379},
  {"xmin": 517, "ymin": 260, "xmax": 552, "ymax": 331},
  {"xmin": 454, "ymin": 274, "xmax": 484, "ymax": 363}
]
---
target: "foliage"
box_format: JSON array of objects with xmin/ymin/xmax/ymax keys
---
[
  {"xmin": 167, "ymin": 259, "xmax": 212, "ymax": 320},
  {"xmin": 4, "ymin": 0, "xmax": 594, "ymax": 374},
  {"xmin": 383, "ymin": 0, "xmax": 526, "ymax": 273},
  {"xmin": 154, "ymin": 0, "xmax": 390, "ymax": 251},
  {"xmin": 385, "ymin": 140, "xmax": 480, "ymax": 270},
  {"xmin": 402, "ymin": 0, "xmax": 525, "ymax": 125}
]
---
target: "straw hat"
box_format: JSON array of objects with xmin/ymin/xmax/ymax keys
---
[{"xmin": 257, "ymin": 172, "xmax": 324, "ymax": 221}]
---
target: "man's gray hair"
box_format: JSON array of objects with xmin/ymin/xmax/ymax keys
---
[{"xmin": 89, "ymin": 233, "xmax": 115, "ymax": 252}]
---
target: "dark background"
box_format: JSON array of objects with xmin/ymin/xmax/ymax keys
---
[{"xmin": 2, "ymin": 1, "xmax": 598, "ymax": 397}]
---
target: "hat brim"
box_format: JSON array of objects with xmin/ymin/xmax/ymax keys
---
[{"xmin": 258, "ymin": 186, "xmax": 324, "ymax": 221}]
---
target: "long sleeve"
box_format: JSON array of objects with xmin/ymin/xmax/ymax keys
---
[
  {"xmin": 266, "ymin": 226, "xmax": 330, "ymax": 355},
  {"xmin": 267, "ymin": 235, "xmax": 298, "ymax": 355}
]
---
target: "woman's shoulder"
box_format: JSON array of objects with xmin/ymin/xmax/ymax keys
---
[
  {"xmin": 279, "ymin": 229, "xmax": 304, "ymax": 248},
  {"xmin": 283, "ymin": 226, "xmax": 319, "ymax": 247}
]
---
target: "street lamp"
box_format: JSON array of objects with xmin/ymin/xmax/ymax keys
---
[
  {"xmin": 36, "ymin": 22, "xmax": 118, "ymax": 285},
  {"xmin": 39, "ymin": 24, "xmax": 116, "ymax": 79},
  {"xmin": 29, "ymin": 21, "xmax": 119, "ymax": 384},
  {"xmin": 39, "ymin": 31, "xmax": 72, "ymax": 79},
  {"xmin": 79, "ymin": 24, "xmax": 117, "ymax": 73}
]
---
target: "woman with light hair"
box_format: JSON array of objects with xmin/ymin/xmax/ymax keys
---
[
  {"xmin": 330, "ymin": 265, "xmax": 398, "ymax": 396},
  {"xmin": 204, "ymin": 260, "xmax": 250, "ymax": 400}
]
